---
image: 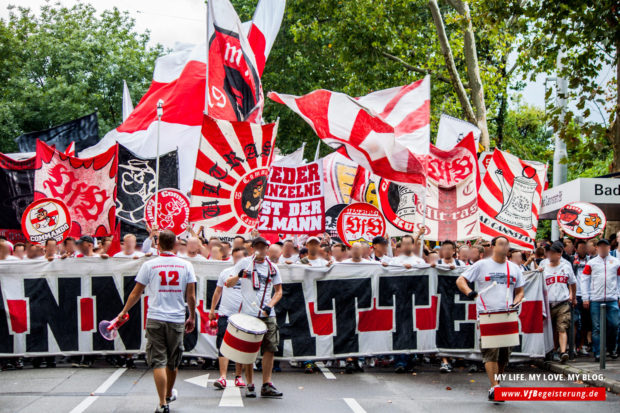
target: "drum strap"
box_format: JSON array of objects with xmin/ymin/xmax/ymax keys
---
[{"xmin": 505, "ymin": 262, "xmax": 511, "ymax": 309}]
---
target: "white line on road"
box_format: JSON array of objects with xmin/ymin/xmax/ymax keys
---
[
  {"xmin": 219, "ymin": 386, "xmax": 244, "ymax": 407},
  {"xmin": 343, "ymin": 398, "xmax": 367, "ymax": 413},
  {"xmin": 315, "ymin": 361, "xmax": 336, "ymax": 379},
  {"xmin": 69, "ymin": 368, "xmax": 127, "ymax": 413}
]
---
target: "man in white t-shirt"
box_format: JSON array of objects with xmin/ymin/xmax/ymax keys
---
[
  {"xmin": 278, "ymin": 239, "xmax": 299, "ymax": 264},
  {"xmin": 183, "ymin": 237, "xmax": 208, "ymax": 261},
  {"xmin": 370, "ymin": 236, "xmax": 391, "ymax": 265},
  {"xmin": 457, "ymin": 236, "xmax": 525, "ymax": 402},
  {"xmin": 113, "ymin": 234, "xmax": 145, "ymax": 258},
  {"xmin": 209, "ymin": 247, "xmax": 248, "ymax": 390},
  {"xmin": 118, "ymin": 230, "xmax": 196, "ymax": 413},
  {"xmin": 227, "ymin": 237, "xmax": 283, "ymax": 398},
  {"xmin": 0, "ymin": 239, "xmax": 19, "ymax": 261},
  {"xmin": 539, "ymin": 243, "xmax": 576, "ymax": 362},
  {"xmin": 391, "ymin": 235, "xmax": 425, "ymax": 268}
]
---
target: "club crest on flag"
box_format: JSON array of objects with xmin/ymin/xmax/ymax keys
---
[
  {"xmin": 145, "ymin": 189, "xmax": 190, "ymax": 236},
  {"xmin": 21, "ymin": 198, "xmax": 71, "ymax": 245},
  {"xmin": 337, "ymin": 203, "xmax": 386, "ymax": 246}
]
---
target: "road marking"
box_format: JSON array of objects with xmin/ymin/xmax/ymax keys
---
[
  {"xmin": 315, "ymin": 361, "xmax": 336, "ymax": 379},
  {"xmin": 219, "ymin": 386, "xmax": 244, "ymax": 407},
  {"xmin": 343, "ymin": 398, "xmax": 367, "ymax": 413},
  {"xmin": 69, "ymin": 368, "xmax": 127, "ymax": 413},
  {"xmin": 184, "ymin": 373, "xmax": 214, "ymax": 388}
]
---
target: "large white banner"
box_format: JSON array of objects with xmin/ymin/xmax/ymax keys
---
[{"xmin": 0, "ymin": 259, "xmax": 551, "ymax": 360}]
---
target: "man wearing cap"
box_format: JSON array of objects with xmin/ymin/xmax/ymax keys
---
[
  {"xmin": 370, "ymin": 236, "xmax": 392, "ymax": 266},
  {"xmin": 75, "ymin": 235, "xmax": 108, "ymax": 258},
  {"xmin": 227, "ymin": 237, "xmax": 283, "ymax": 398},
  {"xmin": 582, "ymin": 239, "xmax": 620, "ymax": 361},
  {"xmin": 298, "ymin": 236, "xmax": 331, "ymax": 266}
]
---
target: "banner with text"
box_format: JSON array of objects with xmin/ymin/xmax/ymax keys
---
[
  {"xmin": 0, "ymin": 260, "xmax": 551, "ymax": 360},
  {"xmin": 258, "ymin": 161, "xmax": 325, "ymax": 234}
]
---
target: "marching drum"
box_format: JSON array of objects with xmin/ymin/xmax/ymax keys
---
[
  {"xmin": 478, "ymin": 309, "xmax": 520, "ymax": 349},
  {"xmin": 220, "ymin": 313, "xmax": 268, "ymax": 364}
]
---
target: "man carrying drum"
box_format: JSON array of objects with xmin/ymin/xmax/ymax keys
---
[
  {"xmin": 456, "ymin": 235, "xmax": 525, "ymax": 402},
  {"xmin": 209, "ymin": 247, "xmax": 249, "ymax": 390},
  {"xmin": 226, "ymin": 237, "xmax": 283, "ymax": 398}
]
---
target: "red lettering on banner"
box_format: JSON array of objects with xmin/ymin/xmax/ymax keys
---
[
  {"xmin": 467, "ymin": 303, "xmax": 477, "ymax": 320},
  {"xmin": 308, "ymin": 302, "xmax": 333, "ymax": 336},
  {"xmin": 415, "ymin": 295, "xmax": 438, "ymax": 330},
  {"xmin": 358, "ymin": 298, "xmax": 393, "ymax": 332},
  {"xmin": 197, "ymin": 300, "xmax": 211, "ymax": 334},
  {"xmin": 519, "ymin": 300, "xmax": 543, "ymax": 334},
  {"xmin": 79, "ymin": 297, "xmax": 94, "ymax": 331},
  {"xmin": 7, "ymin": 299, "xmax": 28, "ymax": 334}
]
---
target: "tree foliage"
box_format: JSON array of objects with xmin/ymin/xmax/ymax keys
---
[{"xmin": 0, "ymin": 2, "xmax": 163, "ymax": 152}]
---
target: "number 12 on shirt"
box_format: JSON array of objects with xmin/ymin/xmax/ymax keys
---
[{"xmin": 159, "ymin": 270, "xmax": 180, "ymax": 286}]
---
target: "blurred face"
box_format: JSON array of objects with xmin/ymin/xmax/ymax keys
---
[
  {"xmin": 373, "ymin": 242, "xmax": 386, "ymax": 256},
  {"xmin": 401, "ymin": 237, "xmax": 414, "ymax": 254},
  {"xmin": 441, "ymin": 244, "xmax": 455, "ymax": 260},
  {"xmin": 351, "ymin": 243, "xmax": 363, "ymax": 260},
  {"xmin": 283, "ymin": 241, "xmax": 295, "ymax": 257},
  {"xmin": 468, "ymin": 248, "xmax": 481, "ymax": 262},
  {"xmin": 78, "ymin": 241, "xmax": 92, "ymax": 255},
  {"xmin": 510, "ymin": 252, "xmax": 523, "ymax": 265},
  {"xmin": 64, "ymin": 240, "xmax": 76, "ymax": 254},
  {"xmin": 268, "ymin": 244, "xmax": 281, "ymax": 262},
  {"xmin": 187, "ymin": 238, "xmax": 201, "ymax": 256},
  {"xmin": 320, "ymin": 246, "xmax": 330, "ymax": 260},
  {"xmin": 576, "ymin": 243, "xmax": 587, "ymax": 257},
  {"xmin": 587, "ymin": 241, "xmax": 596, "ymax": 256},
  {"xmin": 255, "ymin": 243, "xmax": 268, "ymax": 259},
  {"xmin": 14, "ymin": 245, "xmax": 25, "ymax": 259},
  {"xmin": 427, "ymin": 252, "xmax": 439, "ymax": 265},
  {"xmin": 564, "ymin": 243, "xmax": 575, "ymax": 255},
  {"xmin": 458, "ymin": 246, "xmax": 468, "ymax": 260},
  {"xmin": 306, "ymin": 240, "xmax": 320, "ymax": 256},
  {"xmin": 232, "ymin": 237, "xmax": 245, "ymax": 249},
  {"xmin": 597, "ymin": 243, "xmax": 610, "ymax": 258},
  {"xmin": 221, "ymin": 243, "xmax": 231, "ymax": 258},
  {"xmin": 232, "ymin": 250, "xmax": 245, "ymax": 264},
  {"xmin": 123, "ymin": 236, "xmax": 136, "ymax": 253},
  {"xmin": 549, "ymin": 250, "xmax": 562, "ymax": 263},
  {"xmin": 332, "ymin": 246, "xmax": 346, "ymax": 261},
  {"xmin": 362, "ymin": 244, "xmax": 371, "ymax": 258},
  {"xmin": 210, "ymin": 246, "xmax": 222, "ymax": 260},
  {"xmin": 0, "ymin": 241, "xmax": 9, "ymax": 259},
  {"xmin": 492, "ymin": 237, "xmax": 509, "ymax": 258},
  {"xmin": 45, "ymin": 240, "xmax": 57, "ymax": 256}
]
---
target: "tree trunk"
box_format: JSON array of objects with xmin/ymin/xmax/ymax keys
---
[
  {"xmin": 428, "ymin": 0, "xmax": 476, "ymax": 126},
  {"xmin": 447, "ymin": 0, "xmax": 490, "ymax": 150}
]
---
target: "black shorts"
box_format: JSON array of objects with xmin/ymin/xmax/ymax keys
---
[{"xmin": 216, "ymin": 316, "xmax": 229, "ymax": 357}]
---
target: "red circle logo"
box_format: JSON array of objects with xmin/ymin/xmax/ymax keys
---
[
  {"xmin": 337, "ymin": 203, "xmax": 386, "ymax": 247},
  {"xmin": 556, "ymin": 202, "xmax": 606, "ymax": 240},
  {"xmin": 233, "ymin": 168, "xmax": 269, "ymax": 227},
  {"xmin": 21, "ymin": 198, "xmax": 72, "ymax": 245},
  {"xmin": 377, "ymin": 179, "xmax": 419, "ymax": 233},
  {"xmin": 145, "ymin": 189, "xmax": 190, "ymax": 235}
]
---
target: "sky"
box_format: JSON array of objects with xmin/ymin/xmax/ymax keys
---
[{"xmin": 1, "ymin": 0, "xmax": 612, "ymax": 125}]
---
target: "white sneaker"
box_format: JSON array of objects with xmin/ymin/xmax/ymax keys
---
[{"xmin": 166, "ymin": 388, "xmax": 177, "ymax": 403}]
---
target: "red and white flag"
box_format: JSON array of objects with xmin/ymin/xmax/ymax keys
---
[
  {"xmin": 189, "ymin": 115, "xmax": 278, "ymax": 236},
  {"xmin": 478, "ymin": 149, "xmax": 547, "ymax": 250},
  {"xmin": 64, "ymin": 142, "xmax": 76, "ymax": 157},
  {"xmin": 80, "ymin": 0, "xmax": 284, "ymax": 194},
  {"xmin": 269, "ymin": 76, "xmax": 431, "ymax": 187},
  {"xmin": 34, "ymin": 140, "xmax": 118, "ymax": 237}
]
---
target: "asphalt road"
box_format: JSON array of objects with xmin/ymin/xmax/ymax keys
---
[{"xmin": 1, "ymin": 359, "xmax": 618, "ymax": 412}]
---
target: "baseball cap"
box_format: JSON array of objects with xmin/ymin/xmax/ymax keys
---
[
  {"xmin": 76, "ymin": 235, "xmax": 95, "ymax": 245},
  {"xmin": 549, "ymin": 243, "xmax": 563, "ymax": 253},
  {"xmin": 597, "ymin": 239, "xmax": 610, "ymax": 246},
  {"xmin": 372, "ymin": 236, "xmax": 388, "ymax": 245},
  {"xmin": 306, "ymin": 236, "xmax": 321, "ymax": 245},
  {"xmin": 251, "ymin": 237, "xmax": 270, "ymax": 247}
]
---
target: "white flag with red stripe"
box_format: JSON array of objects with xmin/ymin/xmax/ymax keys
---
[
  {"xmin": 478, "ymin": 149, "xmax": 547, "ymax": 250},
  {"xmin": 269, "ymin": 76, "xmax": 430, "ymax": 188},
  {"xmin": 189, "ymin": 115, "xmax": 278, "ymax": 236},
  {"xmin": 80, "ymin": 1, "xmax": 284, "ymax": 194}
]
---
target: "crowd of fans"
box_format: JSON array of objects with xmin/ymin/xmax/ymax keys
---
[{"xmin": 0, "ymin": 225, "xmax": 618, "ymax": 375}]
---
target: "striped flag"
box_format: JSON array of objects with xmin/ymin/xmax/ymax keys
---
[
  {"xmin": 189, "ymin": 115, "xmax": 278, "ymax": 236},
  {"xmin": 269, "ymin": 76, "xmax": 430, "ymax": 188},
  {"xmin": 478, "ymin": 149, "xmax": 547, "ymax": 250}
]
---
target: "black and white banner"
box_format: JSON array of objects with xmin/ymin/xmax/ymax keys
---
[{"xmin": 0, "ymin": 260, "xmax": 552, "ymax": 360}]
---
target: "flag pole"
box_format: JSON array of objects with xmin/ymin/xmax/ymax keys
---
[
  {"xmin": 155, "ymin": 100, "xmax": 164, "ymax": 227},
  {"xmin": 419, "ymin": 184, "xmax": 428, "ymax": 257},
  {"xmin": 313, "ymin": 139, "xmax": 321, "ymax": 161},
  {"xmin": 205, "ymin": 0, "xmax": 210, "ymax": 115}
]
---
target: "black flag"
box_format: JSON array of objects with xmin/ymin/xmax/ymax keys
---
[
  {"xmin": 116, "ymin": 144, "xmax": 180, "ymax": 228},
  {"xmin": 15, "ymin": 112, "xmax": 99, "ymax": 153},
  {"xmin": 0, "ymin": 153, "xmax": 35, "ymax": 231}
]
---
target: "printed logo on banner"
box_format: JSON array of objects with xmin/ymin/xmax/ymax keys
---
[
  {"xmin": 325, "ymin": 204, "xmax": 346, "ymax": 242},
  {"xmin": 235, "ymin": 169, "xmax": 268, "ymax": 226},
  {"xmin": 378, "ymin": 179, "xmax": 417, "ymax": 233},
  {"xmin": 337, "ymin": 203, "xmax": 386, "ymax": 246},
  {"xmin": 258, "ymin": 161, "xmax": 325, "ymax": 234},
  {"xmin": 495, "ymin": 166, "xmax": 539, "ymax": 229},
  {"xmin": 145, "ymin": 189, "xmax": 190, "ymax": 235},
  {"xmin": 21, "ymin": 198, "xmax": 71, "ymax": 245},
  {"xmin": 557, "ymin": 202, "xmax": 606, "ymax": 239}
]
